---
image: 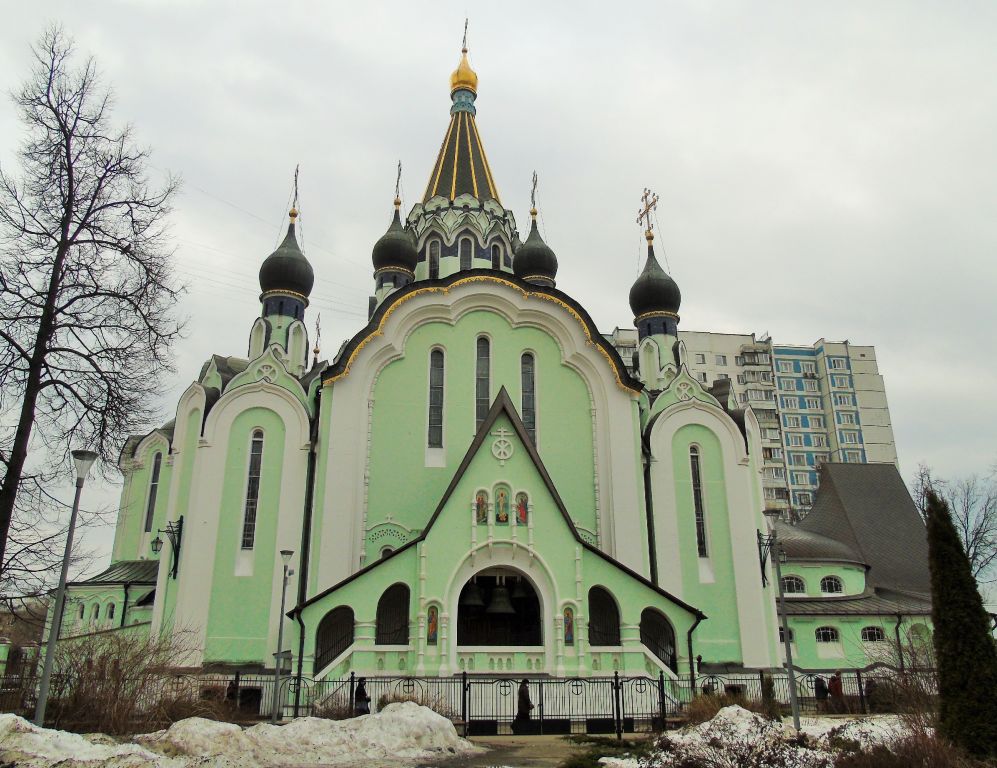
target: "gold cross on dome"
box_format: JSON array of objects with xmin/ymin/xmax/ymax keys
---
[{"xmin": 636, "ymin": 188, "xmax": 659, "ymax": 233}]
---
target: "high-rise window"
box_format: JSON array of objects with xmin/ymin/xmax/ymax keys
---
[
  {"xmin": 241, "ymin": 430, "xmax": 264, "ymax": 549},
  {"xmin": 491, "ymin": 244, "xmax": 502, "ymax": 270},
  {"xmin": 459, "ymin": 237, "xmax": 473, "ymax": 270},
  {"xmin": 690, "ymin": 447, "xmax": 708, "ymax": 557},
  {"xmin": 521, "ymin": 353, "xmax": 536, "ymax": 444},
  {"xmin": 475, "ymin": 337, "xmax": 490, "ymax": 429},
  {"xmin": 428, "ymin": 350, "xmax": 445, "ymax": 447},
  {"xmin": 143, "ymin": 453, "xmax": 162, "ymax": 533},
  {"xmin": 429, "ymin": 240, "xmax": 440, "ymax": 279}
]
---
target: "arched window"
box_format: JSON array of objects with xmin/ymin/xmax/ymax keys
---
[
  {"xmin": 429, "ymin": 240, "xmax": 440, "ymax": 279},
  {"xmin": 781, "ymin": 576, "xmax": 806, "ymax": 594},
  {"xmin": 861, "ymin": 626, "xmax": 886, "ymax": 642},
  {"xmin": 144, "ymin": 452, "xmax": 162, "ymax": 532},
  {"xmin": 375, "ymin": 584, "xmax": 410, "ymax": 645},
  {"xmin": 815, "ymin": 626, "xmax": 840, "ymax": 643},
  {"xmin": 428, "ymin": 349, "xmax": 445, "ymax": 447},
  {"xmin": 315, "ymin": 606, "xmax": 354, "ymax": 671},
  {"xmin": 379, "ymin": 546, "xmax": 393, "ymax": 559},
  {"xmin": 820, "ymin": 576, "xmax": 843, "ymax": 594},
  {"xmin": 779, "ymin": 626, "xmax": 795, "ymax": 644},
  {"xmin": 588, "ymin": 587, "xmax": 621, "ymax": 646},
  {"xmin": 640, "ymin": 608, "xmax": 677, "ymax": 672},
  {"xmin": 77, "ymin": 604, "xmax": 84, "ymax": 620},
  {"xmin": 475, "ymin": 337, "xmax": 490, "ymax": 429},
  {"xmin": 459, "ymin": 237, "xmax": 473, "ymax": 270},
  {"xmin": 491, "ymin": 244, "xmax": 502, "ymax": 270},
  {"xmin": 107, "ymin": 603, "xmax": 115, "ymax": 622},
  {"xmin": 92, "ymin": 604, "xmax": 100, "ymax": 621},
  {"xmin": 689, "ymin": 447, "xmax": 708, "ymax": 557},
  {"xmin": 241, "ymin": 430, "xmax": 264, "ymax": 550},
  {"xmin": 521, "ymin": 353, "xmax": 536, "ymax": 444}
]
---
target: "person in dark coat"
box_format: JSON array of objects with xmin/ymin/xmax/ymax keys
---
[
  {"xmin": 354, "ymin": 677, "xmax": 371, "ymax": 715},
  {"xmin": 813, "ymin": 675, "xmax": 829, "ymax": 712},
  {"xmin": 828, "ymin": 671, "xmax": 844, "ymax": 713},
  {"xmin": 516, "ymin": 679, "xmax": 534, "ymax": 721}
]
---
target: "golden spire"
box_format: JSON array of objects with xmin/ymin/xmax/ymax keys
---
[{"xmin": 450, "ymin": 20, "xmax": 478, "ymax": 95}]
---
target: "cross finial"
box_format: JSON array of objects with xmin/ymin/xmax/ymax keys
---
[
  {"xmin": 312, "ymin": 313, "xmax": 322, "ymax": 365},
  {"xmin": 637, "ymin": 187, "xmax": 659, "ymax": 238},
  {"xmin": 462, "ymin": 18, "xmax": 469, "ymax": 51},
  {"xmin": 529, "ymin": 171, "xmax": 538, "ymax": 217},
  {"xmin": 289, "ymin": 165, "xmax": 301, "ymax": 220},
  {"xmin": 394, "ymin": 161, "xmax": 402, "ymax": 208}
]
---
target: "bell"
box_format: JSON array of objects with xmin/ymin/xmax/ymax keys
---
[
  {"xmin": 461, "ymin": 581, "xmax": 485, "ymax": 608},
  {"xmin": 486, "ymin": 585, "xmax": 516, "ymax": 615},
  {"xmin": 511, "ymin": 578, "xmax": 527, "ymax": 600}
]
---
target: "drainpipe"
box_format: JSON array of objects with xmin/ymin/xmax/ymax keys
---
[
  {"xmin": 293, "ymin": 612, "xmax": 306, "ymax": 717},
  {"xmin": 294, "ymin": 389, "xmax": 321, "ymax": 713},
  {"xmin": 894, "ymin": 613, "xmax": 905, "ymax": 672},
  {"xmin": 121, "ymin": 583, "xmax": 130, "ymax": 628},
  {"xmin": 686, "ymin": 615, "xmax": 703, "ymax": 690},
  {"xmin": 642, "ymin": 445, "xmax": 659, "ymax": 585}
]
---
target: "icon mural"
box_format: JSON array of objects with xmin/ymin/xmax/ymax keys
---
[
  {"xmin": 564, "ymin": 607, "xmax": 574, "ymax": 645},
  {"xmin": 496, "ymin": 488, "xmax": 509, "ymax": 523},
  {"xmin": 475, "ymin": 491, "xmax": 488, "ymax": 524},
  {"xmin": 427, "ymin": 605, "xmax": 438, "ymax": 645},
  {"xmin": 516, "ymin": 492, "xmax": 529, "ymax": 525}
]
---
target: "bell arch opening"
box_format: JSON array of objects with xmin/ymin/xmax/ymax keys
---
[{"xmin": 457, "ymin": 567, "xmax": 541, "ymax": 646}]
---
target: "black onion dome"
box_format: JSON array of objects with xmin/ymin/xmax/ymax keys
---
[
  {"xmin": 372, "ymin": 206, "xmax": 418, "ymax": 273},
  {"xmin": 628, "ymin": 239, "xmax": 681, "ymax": 318},
  {"xmin": 513, "ymin": 216, "xmax": 558, "ymax": 282},
  {"xmin": 259, "ymin": 215, "xmax": 315, "ymax": 298}
]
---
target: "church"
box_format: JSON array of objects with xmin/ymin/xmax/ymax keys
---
[{"xmin": 55, "ymin": 42, "xmax": 932, "ymax": 685}]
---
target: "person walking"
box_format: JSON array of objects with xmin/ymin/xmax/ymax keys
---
[
  {"xmin": 354, "ymin": 677, "xmax": 371, "ymax": 715},
  {"xmin": 828, "ymin": 671, "xmax": 844, "ymax": 713},
  {"xmin": 813, "ymin": 675, "xmax": 829, "ymax": 713}
]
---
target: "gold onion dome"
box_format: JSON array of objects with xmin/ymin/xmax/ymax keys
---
[{"xmin": 450, "ymin": 47, "xmax": 478, "ymax": 95}]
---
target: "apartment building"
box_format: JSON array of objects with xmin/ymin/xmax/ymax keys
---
[{"xmin": 605, "ymin": 329, "xmax": 897, "ymax": 519}]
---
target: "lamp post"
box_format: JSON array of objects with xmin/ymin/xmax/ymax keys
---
[
  {"xmin": 762, "ymin": 511, "xmax": 801, "ymax": 733},
  {"xmin": 35, "ymin": 449, "xmax": 98, "ymax": 726},
  {"xmin": 271, "ymin": 549, "xmax": 293, "ymax": 724}
]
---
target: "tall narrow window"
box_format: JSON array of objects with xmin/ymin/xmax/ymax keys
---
[
  {"xmin": 241, "ymin": 430, "xmax": 264, "ymax": 549},
  {"xmin": 475, "ymin": 337, "xmax": 490, "ymax": 429},
  {"xmin": 143, "ymin": 453, "xmax": 162, "ymax": 532},
  {"xmin": 459, "ymin": 237, "xmax": 473, "ymax": 270},
  {"xmin": 690, "ymin": 447, "xmax": 708, "ymax": 557},
  {"xmin": 428, "ymin": 350, "xmax": 445, "ymax": 447},
  {"xmin": 491, "ymin": 244, "xmax": 502, "ymax": 270},
  {"xmin": 521, "ymin": 353, "xmax": 536, "ymax": 444},
  {"xmin": 429, "ymin": 240, "xmax": 440, "ymax": 279}
]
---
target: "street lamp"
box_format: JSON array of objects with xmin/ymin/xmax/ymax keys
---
[
  {"xmin": 762, "ymin": 510, "xmax": 801, "ymax": 733},
  {"xmin": 35, "ymin": 449, "xmax": 98, "ymax": 726},
  {"xmin": 271, "ymin": 549, "xmax": 294, "ymax": 724}
]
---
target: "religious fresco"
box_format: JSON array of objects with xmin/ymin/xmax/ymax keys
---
[
  {"xmin": 427, "ymin": 605, "xmax": 438, "ymax": 645},
  {"xmin": 515, "ymin": 492, "xmax": 528, "ymax": 525},
  {"xmin": 475, "ymin": 491, "xmax": 488, "ymax": 524},
  {"xmin": 564, "ymin": 606, "xmax": 574, "ymax": 645},
  {"xmin": 495, "ymin": 487, "xmax": 509, "ymax": 524}
]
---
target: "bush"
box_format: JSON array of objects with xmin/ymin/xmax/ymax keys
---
[
  {"xmin": 684, "ymin": 693, "xmax": 781, "ymax": 725},
  {"xmin": 834, "ymin": 731, "xmax": 985, "ymax": 768},
  {"xmin": 374, "ymin": 690, "xmax": 457, "ymax": 720},
  {"xmin": 311, "ymin": 700, "xmax": 355, "ymax": 720}
]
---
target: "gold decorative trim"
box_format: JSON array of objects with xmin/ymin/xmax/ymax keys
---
[
  {"xmin": 428, "ymin": 115, "xmax": 456, "ymax": 200},
  {"xmin": 450, "ymin": 111, "xmax": 461, "ymax": 200},
  {"xmin": 470, "ymin": 115, "xmax": 499, "ymax": 201},
  {"xmin": 373, "ymin": 266, "xmax": 415, "ymax": 279},
  {"xmin": 464, "ymin": 112, "xmax": 478, "ymax": 197},
  {"xmin": 261, "ymin": 289, "xmax": 309, "ymax": 302},
  {"xmin": 635, "ymin": 310, "xmax": 680, "ymax": 322},
  {"xmin": 325, "ymin": 275, "xmax": 638, "ymax": 393}
]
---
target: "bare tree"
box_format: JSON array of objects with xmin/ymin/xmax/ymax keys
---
[
  {"xmin": 0, "ymin": 26, "xmax": 183, "ymax": 574},
  {"xmin": 914, "ymin": 464, "xmax": 997, "ymax": 584}
]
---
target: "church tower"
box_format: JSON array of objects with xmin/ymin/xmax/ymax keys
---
[{"xmin": 249, "ymin": 207, "xmax": 315, "ymax": 376}]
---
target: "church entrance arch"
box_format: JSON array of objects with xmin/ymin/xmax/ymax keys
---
[{"xmin": 457, "ymin": 568, "xmax": 542, "ymax": 646}]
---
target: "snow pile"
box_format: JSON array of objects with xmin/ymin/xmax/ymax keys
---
[
  {"xmin": 137, "ymin": 701, "xmax": 477, "ymax": 765},
  {"xmin": 633, "ymin": 706, "xmax": 919, "ymax": 768},
  {"xmin": 0, "ymin": 702, "xmax": 476, "ymax": 767},
  {"xmin": 0, "ymin": 713, "xmax": 183, "ymax": 768}
]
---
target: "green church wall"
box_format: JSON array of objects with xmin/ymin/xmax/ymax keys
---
[
  {"xmin": 784, "ymin": 614, "xmax": 933, "ymax": 670},
  {"xmin": 362, "ymin": 310, "xmax": 598, "ymax": 562},
  {"xmin": 780, "ymin": 561, "xmax": 867, "ymax": 597},
  {"xmin": 203, "ymin": 407, "xmax": 287, "ymax": 664},
  {"xmin": 112, "ymin": 435, "xmax": 171, "ymax": 565},
  {"xmin": 308, "ymin": 386, "xmax": 334, "ymax": 598},
  {"xmin": 669, "ymin": 424, "xmax": 742, "ymax": 664}
]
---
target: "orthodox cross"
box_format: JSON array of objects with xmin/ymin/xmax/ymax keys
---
[
  {"xmin": 490, "ymin": 427, "xmax": 514, "ymax": 465},
  {"xmin": 394, "ymin": 161, "xmax": 402, "ymax": 200},
  {"xmin": 636, "ymin": 187, "xmax": 659, "ymax": 233},
  {"xmin": 530, "ymin": 171, "xmax": 538, "ymax": 211},
  {"xmin": 292, "ymin": 164, "xmax": 300, "ymax": 210},
  {"xmin": 462, "ymin": 18, "xmax": 469, "ymax": 50},
  {"xmin": 312, "ymin": 313, "xmax": 322, "ymax": 365}
]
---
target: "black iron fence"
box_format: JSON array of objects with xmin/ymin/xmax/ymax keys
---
[{"xmin": 0, "ymin": 664, "xmax": 937, "ymax": 736}]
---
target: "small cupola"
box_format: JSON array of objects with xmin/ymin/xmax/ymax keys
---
[
  {"xmin": 372, "ymin": 197, "xmax": 418, "ymax": 277},
  {"xmin": 513, "ymin": 208, "xmax": 558, "ymax": 287},
  {"xmin": 259, "ymin": 208, "xmax": 315, "ymax": 307},
  {"xmin": 629, "ymin": 230, "xmax": 681, "ymax": 339}
]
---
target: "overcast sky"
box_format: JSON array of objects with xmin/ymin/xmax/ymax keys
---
[{"xmin": 1, "ymin": 1, "xmax": 995, "ymax": 573}]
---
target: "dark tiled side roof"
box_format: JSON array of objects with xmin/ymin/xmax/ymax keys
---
[
  {"xmin": 778, "ymin": 588, "xmax": 932, "ymax": 617},
  {"xmin": 774, "ymin": 520, "xmax": 866, "ymax": 566},
  {"xmin": 799, "ymin": 463, "xmax": 930, "ymax": 595},
  {"xmin": 70, "ymin": 560, "xmax": 158, "ymax": 586}
]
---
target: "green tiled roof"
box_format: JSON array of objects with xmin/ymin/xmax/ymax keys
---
[{"xmin": 72, "ymin": 559, "xmax": 158, "ymax": 586}]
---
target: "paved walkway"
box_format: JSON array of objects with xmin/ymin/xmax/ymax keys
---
[{"xmin": 422, "ymin": 735, "xmax": 585, "ymax": 768}]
